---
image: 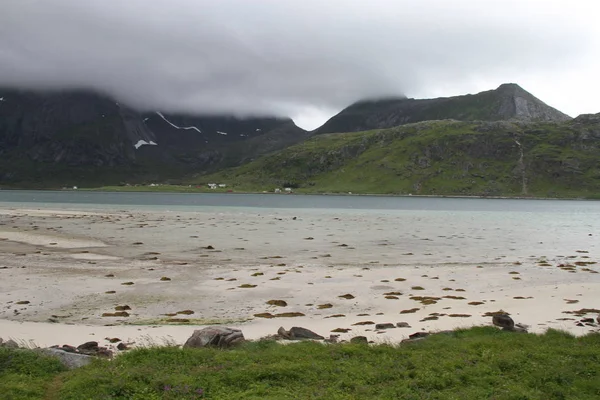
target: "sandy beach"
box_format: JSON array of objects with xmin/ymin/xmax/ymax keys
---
[{"xmin": 1, "ymin": 204, "xmax": 599, "ymax": 349}]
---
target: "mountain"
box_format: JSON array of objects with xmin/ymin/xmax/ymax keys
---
[
  {"xmin": 201, "ymin": 113, "xmax": 600, "ymax": 198},
  {"xmin": 0, "ymin": 88, "xmax": 307, "ymax": 185},
  {"xmin": 315, "ymin": 84, "xmax": 571, "ymax": 134}
]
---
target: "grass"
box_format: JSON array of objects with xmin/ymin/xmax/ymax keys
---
[
  {"xmin": 2, "ymin": 327, "xmax": 600, "ymax": 399},
  {"xmin": 197, "ymin": 118, "xmax": 600, "ymax": 198}
]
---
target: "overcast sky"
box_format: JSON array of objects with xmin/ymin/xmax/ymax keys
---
[{"xmin": 1, "ymin": 0, "xmax": 598, "ymax": 130}]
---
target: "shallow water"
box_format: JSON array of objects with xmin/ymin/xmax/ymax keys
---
[{"xmin": 1, "ymin": 190, "xmax": 598, "ymax": 265}]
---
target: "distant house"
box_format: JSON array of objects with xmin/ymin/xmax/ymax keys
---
[
  {"xmin": 218, "ymin": 184, "xmax": 227, "ymax": 188},
  {"xmin": 208, "ymin": 183, "xmax": 217, "ymax": 189},
  {"xmin": 284, "ymin": 188, "xmax": 293, "ymax": 193},
  {"xmin": 274, "ymin": 188, "xmax": 282, "ymax": 193}
]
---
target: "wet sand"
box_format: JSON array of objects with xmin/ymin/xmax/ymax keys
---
[{"xmin": 1, "ymin": 206, "xmax": 599, "ymax": 348}]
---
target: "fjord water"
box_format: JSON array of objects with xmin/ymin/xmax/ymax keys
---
[
  {"xmin": 1, "ymin": 190, "xmax": 598, "ymax": 265},
  {"xmin": 0, "ymin": 189, "xmax": 598, "ymax": 213}
]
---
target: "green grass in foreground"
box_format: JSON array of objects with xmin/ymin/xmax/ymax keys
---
[{"xmin": 1, "ymin": 327, "xmax": 600, "ymax": 399}]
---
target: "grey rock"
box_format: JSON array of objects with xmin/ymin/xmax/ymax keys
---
[
  {"xmin": 277, "ymin": 326, "xmax": 324, "ymax": 340},
  {"xmin": 396, "ymin": 322, "xmax": 411, "ymax": 328},
  {"xmin": 492, "ymin": 313, "xmax": 515, "ymax": 329},
  {"xmin": 39, "ymin": 348, "xmax": 92, "ymax": 369},
  {"xmin": 183, "ymin": 327, "xmax": 245, "ymax": 349},
  {"xmin": 289, "ymin": 327, "xmax": 324, "ymax": 340},
  {"xmin": 3, "ymin": 339, "xmax": 19, "ymax": 349},
  {"xmin": 409, "ymin": 332, "xmax": 430, "ymax": 340},
  {"xmin": 277, "ymin": 326, "xmax": 291, "ymax": 339},
  {"xmin": 116, "ymin": 342, "xmax": 129, "ymax": 351},
  {"xmin": 375, "ymin": 323, "xmax": 396, "ymax": 330},
  {"xmin": 350, "ymin": 336, "xmax": 368, "ymax": 344}
]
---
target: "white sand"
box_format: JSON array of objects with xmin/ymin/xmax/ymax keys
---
[{"xmin": 1, "ymin": 205, "xmax": 599, "ymax": 348}]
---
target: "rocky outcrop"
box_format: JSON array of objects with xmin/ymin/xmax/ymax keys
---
[
  {"xmin": 315, "ymin": 83, "xmax": 571, "ymax": 135},
  {"xmin": 183, "ymin": 326, "xmax": 245, "ymax": 349}
]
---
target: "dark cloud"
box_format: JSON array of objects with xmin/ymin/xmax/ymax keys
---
[{"xmin": 1, "ymin": 0, "xmax": 598, "ymax": 128}]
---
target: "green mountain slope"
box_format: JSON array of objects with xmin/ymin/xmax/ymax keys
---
[{"xmin": 199, "ymin": 113, "xmax": 600, "ymax": 198}]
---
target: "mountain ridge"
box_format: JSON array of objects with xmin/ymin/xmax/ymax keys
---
[{"xmin": 315, "ymin": 83, "xmax": 571, "ymax": 135}]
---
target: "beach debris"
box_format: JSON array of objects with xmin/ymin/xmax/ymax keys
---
[
  {"xmin": 317, "ymin": 303, "xmax": 333, "ymax": 309},
  {"xmin": 352, "ymin": 321, "xmax": 375, "ymax": 326},
  {"xmin": 183, "ymin": 327, "xmax": 245, "ymax": 349},
  {"xmin": 277, "ymin": 326, "xmax": 324, "ymax": 340}
]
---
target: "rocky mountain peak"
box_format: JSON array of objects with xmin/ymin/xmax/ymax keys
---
[{"xmin": 315, "ymin": 83, "xmax": 571, "ymax": 134}]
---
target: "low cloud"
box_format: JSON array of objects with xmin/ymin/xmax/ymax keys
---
[{"xmin": 1, "ymin": 0, "xmax": 598, "ymax": 128}]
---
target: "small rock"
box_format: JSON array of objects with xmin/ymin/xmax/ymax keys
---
[
  {"xmin": 277, "ymin": 326, "xmax": 291, "ymax": 339},
  {"xmin": 116, "ymin": 342, "xmax": 129, "ymax": 351},
  {"xmin": 350, "ymin": 336, "xmax": 368, "ymax": 344},
  {"xmin": 3, "ymin": 339, "xmax": 19, "ymax": 349},
  {"xmin": 409, "ymin": 332, "xmax": 430, "ymax": 340},
  {"xmin": 396, "ymin": 322, "xmax": 411, "ymax": 328},
  {"xmin": 77, "ymin": 341, "xmax": 99, "ymax": 351},
  {"xmin": 375, "ymin": 323, "xmax": 396, "ymax": 330},
  {"xmin": 59, "ymin": 345, "xmax": 78, "ymax": 353},
  {"xmin": 492, "ymin": 313, "xmax": 514, "ymax": 329}
]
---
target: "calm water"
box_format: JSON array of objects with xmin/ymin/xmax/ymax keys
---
[{"xmin": 0, "ymin": 190, "xmax": 597, "ymax": 214}]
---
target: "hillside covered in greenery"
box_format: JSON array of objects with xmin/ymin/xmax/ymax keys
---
[{"xmin": 199, "ymin": 114, "xmax": 600, "ymax": 198}]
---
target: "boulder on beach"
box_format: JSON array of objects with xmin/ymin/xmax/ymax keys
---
[
  {"xmin": 492, "ymin": 313, "xmax": 515, "ymax": 330},
  {"xmin": 183, "ymin": 326, "xmax": 245, "ymax": 349},
  {"xmin": 39, "ymin": 348, "xmax": 93, "ymax": 369},
  {"xmin": 277, "ymin": 326, "xmax": 324, "ymax": 340}
]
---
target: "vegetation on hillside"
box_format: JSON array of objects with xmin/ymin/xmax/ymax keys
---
[
  {"xmin": 2, "ymin": 327, "xmax": 600, "ymax": 399},
  {"xmin": 199, "ymin": 117, "xmax": 600, "ymax": 198}
]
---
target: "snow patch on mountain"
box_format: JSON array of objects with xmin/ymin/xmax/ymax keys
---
[
  {"xmin": 217, "ymin": 131, "xmax": 228, "ymax": 135},
  {"xmin": 134, "ymin": 140, "xmax": 158, "ymax": 149},
  {"xmin": 156, "ymin": 112, "xmax": 202, "ymax": 133}
]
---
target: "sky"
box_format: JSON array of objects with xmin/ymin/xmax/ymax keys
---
[{"xmin": 0, "ymin": 0, "xmax": 599, "ymax": 130}]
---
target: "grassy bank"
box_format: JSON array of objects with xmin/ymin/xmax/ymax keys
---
[{"xmin": 2, "ymin": 327, "xmax": 600, "ymax": 399}]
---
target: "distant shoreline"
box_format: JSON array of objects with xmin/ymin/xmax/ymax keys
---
[{"xmin": 0, "ymin": 185, "xmax": 596, "ymax": 202}]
